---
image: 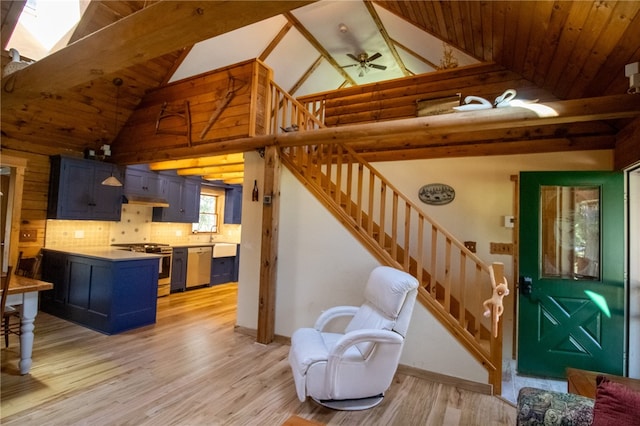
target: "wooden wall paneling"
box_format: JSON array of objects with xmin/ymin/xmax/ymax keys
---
[
  {"xmin": 490, "ymin": 1, "xmax": 507, "ymax": 69},
  {"xmin": 0, "ymin": 153, "xmax": 26, "ymax": 269},
  {"xmin": 579, "ymin": 1, "xmax": 640, "ymax": 98},
  {"xmin": 479, "ymin": 1, "xmax": 493, "ymax": 61},
  {"xmin": 6, "ymin": 150, "xmax": 51, "ymax": 258},
  {"xmin": 614, "ymin": 116, "xmax": 640, "ymax": 171},
  {"xmin": 432, "ymin": 1, "xmax": 457, "ymax": 45},
  {"xmin": 521, "ymin": 1, "xmax": 555, "ymax": 82},
  {"xmin": 554, "ymin": 0, "xmax": 616, "ymax": 99},
  {"xmin": 511, "ymin": 1, "xmax": 536, "ymax": 75},
  {"xmin": 467, "ymin": 1, "xmax": 485, "ymax": 61},
  {"xmin": 500, "ymin": 1, "xmax": 520, "ymax": 72},
  {"xmin": 448, "ymin": 1, "xmax": 467, "ymax": 56},
  {"xmin": 543, "ymin": 1, "xmax": 593, "ymax": 95},
  {"xmin": 114, "ymin": 61, "xmax": 258, "ymax": 156},
  {"xmin": 531, "ymin": 1, "xmax": 572, "ymax": 88}
]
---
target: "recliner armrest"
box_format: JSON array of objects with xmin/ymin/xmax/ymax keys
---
[
  {"xmin": 314, "ymin": 306, "xmax": 359, "ymax": 331},
  {"xmin": 329, "ymin": 329, "xmax": 403, "ymax": 360}
]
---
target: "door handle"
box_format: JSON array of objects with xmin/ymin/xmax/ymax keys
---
[{"xmin": 519, "ymin": 276, "xmax": 533, "ymax": 296}]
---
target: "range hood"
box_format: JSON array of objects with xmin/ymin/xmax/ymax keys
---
[{"xmin": 122, "ymin": 194, "xmax": 170, "ymax": 208}]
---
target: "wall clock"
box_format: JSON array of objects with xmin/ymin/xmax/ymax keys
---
[{"xmin": 418, "ymin": 183, "xmax": 455, "ymax": 205}]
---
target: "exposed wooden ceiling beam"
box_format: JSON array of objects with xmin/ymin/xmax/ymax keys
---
[
  {"xmin": 1, "ymin": 0, "xmax": 25, "ymax": 51},
  {"xmin": 284, "ymin": 11, "xmax": 357, "ymax": 86},
  {"xmin": 148, "ymin": 153, "xmax": 245, "ymax": 170},
  {"xmin": 177, "ymin": 164, "xmax": 244, "ymax": 176},
  {"xmin": 203, "ymin": 171, "xmax": 244, "ymax": 180},
  {"xmin": 1, "ymin": 0, "xmax": 314, "ymax": 108},
  {"xmin": 363, "ymin": 0, "xmax": 410, "ymax": 77},
  {"xmin": 260, "ymin": 22, "xmax": 292, "ymax": 61},
  {"xmin": 289, "ymin": 55, "xmax": 323, "ymax": 95}
]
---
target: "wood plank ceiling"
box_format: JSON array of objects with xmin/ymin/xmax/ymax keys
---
[{"xmin": 1, "ymin": 1, "xmax": 639, "ymax": 181}]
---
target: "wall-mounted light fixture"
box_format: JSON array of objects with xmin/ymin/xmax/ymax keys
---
[{"xmin": 626, "ymin": 62, "xmax": 639, "ymax": 94}]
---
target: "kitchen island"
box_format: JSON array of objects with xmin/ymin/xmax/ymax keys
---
[{"xmin": 40, "ymin": 247, "xmax": 160, "ymax": 334}]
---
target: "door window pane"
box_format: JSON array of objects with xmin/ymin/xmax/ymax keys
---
[{"xmin": 540, "ymin": 185, "xmax": 600, "ymax": 280}]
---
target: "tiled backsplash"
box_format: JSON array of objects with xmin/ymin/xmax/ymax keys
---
[{"xmin": 46, "ymin": 205, "xmax": 241, "ymax": 247}]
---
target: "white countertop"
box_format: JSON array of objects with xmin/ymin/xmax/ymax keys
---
[
  {"xmin": 171, "ymin": 242, "xmax": 237, "ymax": 248},
  {"xmin": 43, "ymin": 247, "xmax": 162, "ymax": 261}
]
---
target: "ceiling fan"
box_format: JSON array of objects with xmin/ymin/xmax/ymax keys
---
[{"xmin": 342, "ymin": 52, "xmax": 387, "ymax": 77}]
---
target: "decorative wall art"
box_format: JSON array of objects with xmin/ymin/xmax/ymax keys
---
[{"xmin": 418, "ymin": 183, "xmax": 455, "ymax": 205}]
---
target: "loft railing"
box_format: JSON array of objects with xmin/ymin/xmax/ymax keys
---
[{"xmin": 268, "ymin": 81, "xmax": 504, "ymax": 393}]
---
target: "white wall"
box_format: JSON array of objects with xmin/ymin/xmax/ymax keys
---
[{"xmin": 237, "ymin": 149, "xmax": 615, "ymax": 385}]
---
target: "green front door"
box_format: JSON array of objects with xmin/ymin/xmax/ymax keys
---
[{"xmin": 518, "ymin": 171, "xmax": 625, "ymax": 378}]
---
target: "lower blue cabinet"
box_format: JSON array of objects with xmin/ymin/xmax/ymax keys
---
[
  {"xmin": 40, "ymin": 250, "xmax": 158, "ymax": 334},
  {"xmin": 210, "ymin": 256, "xmax": 234, "ymax": 285},
  {"xmin": 171, "ymin": 248, "xmax": 187, "ymax": 292}
]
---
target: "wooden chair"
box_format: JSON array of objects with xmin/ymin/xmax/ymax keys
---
[
  {"xmin": 16, "ymin": 251, "xmax": 41, "ymax": 279},
  {"xmin": 1, "ymin": 266, "xmax": 21, "ymax": 347}
]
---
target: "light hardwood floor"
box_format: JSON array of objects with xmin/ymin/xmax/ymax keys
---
[{"xmin": 1, "ymin": 284, "xmax": 516, "ymax": 425}]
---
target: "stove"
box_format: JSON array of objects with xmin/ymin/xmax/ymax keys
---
[
  {"xmin": 112, "ymin": 242, "xmax": 172, "ymax": 254},
  {"xmin": 112, "ymin": 243, "xmax": 173, "ymax": 297}
]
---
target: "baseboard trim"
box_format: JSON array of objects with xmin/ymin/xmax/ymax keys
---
[
  {"xmin": 234, "ymin": 325, "xmax": 493, "ymax": 396},
  {"xmin": 396, "ymin": 364, "xmax": 493, "ymax": 395},
  {"xmin": 233, "ymin": 325, "xmax": 290, "ymax": 345}
]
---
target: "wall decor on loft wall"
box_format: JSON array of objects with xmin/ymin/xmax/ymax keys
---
[{"xmin": 418, "ymin": 183, "xmax": 455, "ymax": 205}]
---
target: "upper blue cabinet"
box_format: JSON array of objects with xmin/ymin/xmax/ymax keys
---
[
  {"xmin": 47, "ymin": 155, "xmax": 124, "ymax": 221},
  {"xmin": 224, "ymin": 184, "xmax": 243, "ymax": 224},
  {"xmin": 123, "ymin": 164, "xmax": 164, "ymax": 199},
  {"xmin": 152, "ymin": 172, "xmax": 201, "ymax": 223}
]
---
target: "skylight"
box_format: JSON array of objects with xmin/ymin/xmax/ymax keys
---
[{"xmin": 7, "ymin": 0, "xmax": 83, "ymax": 61}]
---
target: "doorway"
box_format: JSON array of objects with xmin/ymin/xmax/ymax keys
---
[{"xmin": 517, "ymin": 171, "xmax": 625, "ymax": 379}]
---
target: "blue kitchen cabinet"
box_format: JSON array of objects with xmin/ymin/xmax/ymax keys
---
[
  {"xmin": 124, "ymin": 165, "xmax": 164, "ymax": 198},
  {"xmin": 40, "ymin": 250, "xmax": 159, "ymax": 334},
  {"xmin": 224, "ymin": 184, "xmax": 243, "ymax": 224},
  {"xmin": 47, "ymin": 155, "xmax": 124, "ymax": 221},
  {"xmin": 171, "ymin": 247, "xmax": 187, "ymax": 292},
  {"xmin": 210, "ymin": 256, "xmax": 234, "ymax": 285},
  {"xmin": 152, "ymin": 173, "xmax": 201, "ymax": 223}
]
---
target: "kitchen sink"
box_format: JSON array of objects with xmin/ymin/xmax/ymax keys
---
[{"xmin": 212, "ymin": 243, "xmax": 237, "ymax": 258}]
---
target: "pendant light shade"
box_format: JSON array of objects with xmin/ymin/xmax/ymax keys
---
[{"xmin": 101, "ymin": 174, "xmax": 122, "ymax": 186}]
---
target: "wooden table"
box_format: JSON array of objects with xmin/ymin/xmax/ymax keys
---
[
  {"xmin": 3, "ymin": 275, "xmax": 53, "ymax": 374},
  {"xmin": 566, "ymin": 367, "xmax": 640, "ymax": 399}
]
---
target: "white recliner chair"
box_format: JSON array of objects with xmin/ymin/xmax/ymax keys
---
[{"xmin": 288, "ymin": 266, "xmax": 419, "ymax": 410}]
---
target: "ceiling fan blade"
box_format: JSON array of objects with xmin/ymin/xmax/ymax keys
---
[
  {"xmin": 369, "ymin": 63, "xmax": 387, "ymax": 70},
  {"xmin": 347, "ymin": 53, "xmax": 360, "ymax": 63},
  {"xmin": 340, "ymin": 63, "xmax": 359, "ymax": 68},
  {"xmin": 368, "ymin": 52, "xmax": 382, "ymax": 62}
]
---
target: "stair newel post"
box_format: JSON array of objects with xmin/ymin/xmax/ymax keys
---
[{"xmin": 487, "ymin": 261, "xmax": 507, "ymax": 394}]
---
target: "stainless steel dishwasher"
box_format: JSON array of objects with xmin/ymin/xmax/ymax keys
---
[{"xmin": 186, "ymin": 246, "xmax": 212, "ymax": 288}]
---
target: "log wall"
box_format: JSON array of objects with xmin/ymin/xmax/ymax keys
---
[{"xmin": 298, "ymin": 63, "xmax": 558, "ymax": 127}]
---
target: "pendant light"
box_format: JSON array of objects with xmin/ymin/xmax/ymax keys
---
[{"xmin": 101, "ymin": 77, "xmax": 124, "ymax": 186}]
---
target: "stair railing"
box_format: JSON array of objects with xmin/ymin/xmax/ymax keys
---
[{"xmin": 268, "ymin": 80, "xmax": 503, "ymax": 393}]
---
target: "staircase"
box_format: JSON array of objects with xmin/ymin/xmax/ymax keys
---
[{"xmin": 268, "ymin": 81, "xmax": 505, "ymax": 394}]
